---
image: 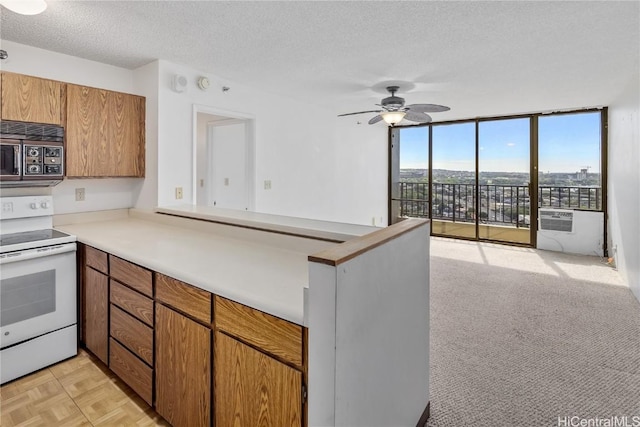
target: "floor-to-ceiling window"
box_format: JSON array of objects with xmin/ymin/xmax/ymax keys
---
[
  {"xmin": 389, "ymin": 109, "xmax": 606, "ymax": 248},
  {"xmin": 477, "ymin": 117, "xmax": 531, "ymax": 244},
  {"xmin": 538, "ymin": 111, "xmax": 603, "ymax": 211},
  {"xmin": 430, "ymin": 122, "xmax": 476, "ymax": 239}
]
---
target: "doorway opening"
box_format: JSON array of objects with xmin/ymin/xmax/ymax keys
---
[{"xmin": 193, "ymin": 105, "xmax": 255, "ymax": 211}]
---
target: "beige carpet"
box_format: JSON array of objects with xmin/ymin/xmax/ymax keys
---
[{"xmin": 427, "ymin": 238, "xmax": 640, "ymax": 427}]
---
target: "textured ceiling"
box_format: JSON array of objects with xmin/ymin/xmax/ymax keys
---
[{"xmin": 1, "ymin": 1, "xmax": 638, "ymax": 121}]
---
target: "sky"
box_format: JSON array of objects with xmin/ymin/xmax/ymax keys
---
[{"xmin": 399, "ymin": 111, "xmax": 601, "ymax": 174}]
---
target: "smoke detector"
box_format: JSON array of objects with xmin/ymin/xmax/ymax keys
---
[{"xmin": 197, "ymin": 76, "xmax": 210, "ymax": 91}]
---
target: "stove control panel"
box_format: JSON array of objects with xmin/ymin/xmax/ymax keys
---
[{"xmin": 0, "ymin": 196, "xmax": 54, "ymax": 220}]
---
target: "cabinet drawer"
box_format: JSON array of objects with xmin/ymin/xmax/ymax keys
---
[
  {"xmin": 215, "ymin": 296, "xmax": 303, "ymax": 367},
  {"xmin": 110, "ymin": 305, "xmax": 153, "ymax": 365},
  {"xmin": 109, "ymin": 338, "xmax": 153, "ymax": 406},
  {"xmin": 110, "ymin": 256, "xmax": 152, "ymax": 297},
  {"xmin": 156, "ymin": 273, "xmax": 212, "ymax": 324},
  {"xmin": 110, "ymin": 280, "xmax": 154, "ymax": 326},
  {"xmin": 85, "ymin": 246, "xmax": 108, "ymax": 274}
]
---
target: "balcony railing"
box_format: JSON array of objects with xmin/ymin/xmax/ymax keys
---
[{"xmin": 396, "ymin": 182, "xmax": 601, "ymax": 227}]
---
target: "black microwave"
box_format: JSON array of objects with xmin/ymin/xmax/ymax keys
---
[{"xmin": 0, "ymin": 121, "xmax": 65, "ymax": 187}]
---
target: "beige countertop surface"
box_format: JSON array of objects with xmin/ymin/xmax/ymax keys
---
[
  {"xmin": 57, "ymin": 212, "xmax": 324, "ymax": 325},
  {"xmin": 156, "ymin": 204, "xmax": 378, "ymax": 242}
]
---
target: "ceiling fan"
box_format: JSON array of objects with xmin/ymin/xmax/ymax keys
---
[{"xmin": 338, "ymin": 85, "xmax": 450, "ymax": 126}]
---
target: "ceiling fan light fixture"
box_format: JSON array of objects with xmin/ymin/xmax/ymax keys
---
[
  {"xmin": 381, "ymin": 111, "xmax": 406, "ymax": 126},
  {"xmin": 0, "ymin": 0, "xmax": 47, "ymax": 15}
]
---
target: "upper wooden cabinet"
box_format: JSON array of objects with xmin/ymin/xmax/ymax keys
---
[
  {"xmin": 0, "ymin": 72, "xmax": 62, "ymax": 125},
  {"xmin": 65, "ymin": 83, "xmax": 145, "ymax": 177}
]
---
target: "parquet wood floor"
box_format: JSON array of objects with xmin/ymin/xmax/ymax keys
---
[{"xmin": 0, "ymin": 349, "xmax": 169, "ymax": 427}]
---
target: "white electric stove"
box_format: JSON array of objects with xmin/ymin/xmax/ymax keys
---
[{"xmin": 0, "ymin": 195, "xmax": 77, "ymax": 384}]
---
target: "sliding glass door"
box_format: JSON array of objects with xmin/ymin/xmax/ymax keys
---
[
  {"xmin": 477, "ymin": 118, "xmax": 531, "ymax": 244},
  {"xmin": 393, "ymin": 120, "xmax": 532, "ymax": 244},
  {"xmin": 430, "ymin": 122, "xmax": 476, "ymax": 238}
]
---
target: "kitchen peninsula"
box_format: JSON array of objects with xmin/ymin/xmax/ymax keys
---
[{"xmin": 55, "ymin": 207, "xmax": 431, "ymax": 427}]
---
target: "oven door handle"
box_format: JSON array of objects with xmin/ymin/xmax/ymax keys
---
[{"xmin": 0, "ymin": 242, "xmax": 76, "ymax": 265}]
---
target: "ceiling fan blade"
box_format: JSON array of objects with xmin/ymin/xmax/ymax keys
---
[
  {"xmin": 404, "ymin": 111, "xmax": 433, "ymax": 124},
  {"xmin": 337, "ymin": 110, "xmax": 383, "ymax": 117},
  {"xmin": 406, "ymin": 104, "xmax": 450, "ymax": 113},
  {"xmin": 368, "ymin": 115, "xmax": 383, "ymax": 125}
]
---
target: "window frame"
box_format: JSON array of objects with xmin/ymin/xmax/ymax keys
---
[{"xmin": 388, "ymin": 107, "xmax": 608, "ymax": 252}]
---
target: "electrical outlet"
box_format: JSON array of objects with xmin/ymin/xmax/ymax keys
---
[
  {"xmin": 75, "ymin": 188, "xmax": 85, "ymax": 201},
  {"xmin": 175, "ymin": 187, "xmax": 183, "ymax": 199},
  {"xmin": 264, "ymin": 180, "xmax": 272, "ymax": 190}
]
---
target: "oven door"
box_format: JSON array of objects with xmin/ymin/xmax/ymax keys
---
[
  {"xmin": 0, "ymin": 139, "xmax": 22, "ymax": 181},
  {"xmin": 0, "ymin": 243, "xmax": 77, "ymax": 349}
]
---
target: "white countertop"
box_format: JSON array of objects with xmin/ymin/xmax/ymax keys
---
[
  {"xmin": 156, "ymin": 205, "xmax": 379, "ymax": 242},
  {"xmin": 57, "ymin": 216, "xmax": 313, "ymax": 325}
]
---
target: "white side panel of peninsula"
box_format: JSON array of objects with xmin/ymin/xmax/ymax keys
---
[{"xmin": 308, "ymin": 218, "xmax": 430, "ymax": 427}]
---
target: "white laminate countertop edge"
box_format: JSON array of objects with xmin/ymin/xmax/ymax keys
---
[
  {"xmin": 56, "ymin": 216, "xmax": 312, "ymax": 326},
  {"xmin": 155, "ymin": 205, "xmax": 380, "ymax": 242}
]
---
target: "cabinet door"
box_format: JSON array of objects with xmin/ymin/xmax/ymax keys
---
[
  {"xmin": 1, "ymin": 72, "xmax": 62, "ymax": 125},
  {"xmin": 84, "ymin": 267, "xmax": 109, "ymax": 364},
  {"xmin": 155, "ymin": 304, "xmax": 211, "ymax": 427},
  {"xmin": 110, "ymin": 92, "xmax": 145, "ymax": 177},
  {"xmin": 65, "ymin": 84, "xmax": 145, "ymax": 177},
  {"xmin": 215, "ymin": 331, "xmax": 303, "ymax": 427},
  {"xmin": 65, "ymin": 84, "xmax": 110, "ymax": 177}
]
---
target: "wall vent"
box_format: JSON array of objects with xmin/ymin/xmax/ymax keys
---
[{"xmin": 539, "ymin": 209, "xmax": 574, "ymax": 232}]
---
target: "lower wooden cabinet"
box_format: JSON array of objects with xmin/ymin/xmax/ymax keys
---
[
  {"xmin": 155, "ymin": 303, "xmax": 211, "ymax": 427},
  {"xmin": 84, "ymin": 266, "xmax": 109, "ymax": 364},
  {"xmin": 80, "ymin": 244, "xmax": 307, "ymax": 427},
  {"xmin": 110, "ymin": 305, "xmax": 153, "ymax": 365},
  {"xmin": 215, "ymin": 331, "xmax": 303, "ymax": 427},
  {"xmin": 109, "ymin": 338, "xmax": 153, "ymax": 405}
]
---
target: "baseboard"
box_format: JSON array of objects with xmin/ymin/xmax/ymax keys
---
[{"xmin": 416, "ymin": 401, "xmax": 430, "ymax": 427}]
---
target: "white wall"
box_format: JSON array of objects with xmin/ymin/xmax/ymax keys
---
[
  {"xmin": 0, "ymin": 41, "xmax": 134, "ymax": 92},
  {"xmin": 155, "ymin": 60, "xmax": 389, "ymax": 225},
  {"xmin": 334, "ymin": 120, "xmax": 388, "ymax": 226},
  {"xmin": 132, "ymin": 60, "xmax": 159, "ymax": 210},
  {"xmin": 1, "ymin": 43, "xmax": 390, "ymax": 225},
  {"xmin": 608, "ymin": 77, "xmax": 640, "ymax": 303},
  {"xmin": 0, "ymin": 41, "xmax": 144, "ymax": 214}
]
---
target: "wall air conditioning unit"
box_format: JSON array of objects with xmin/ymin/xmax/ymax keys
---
[{"xmin": 539, "ymin": 208, "xmax": 574, "ymax": 233}]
